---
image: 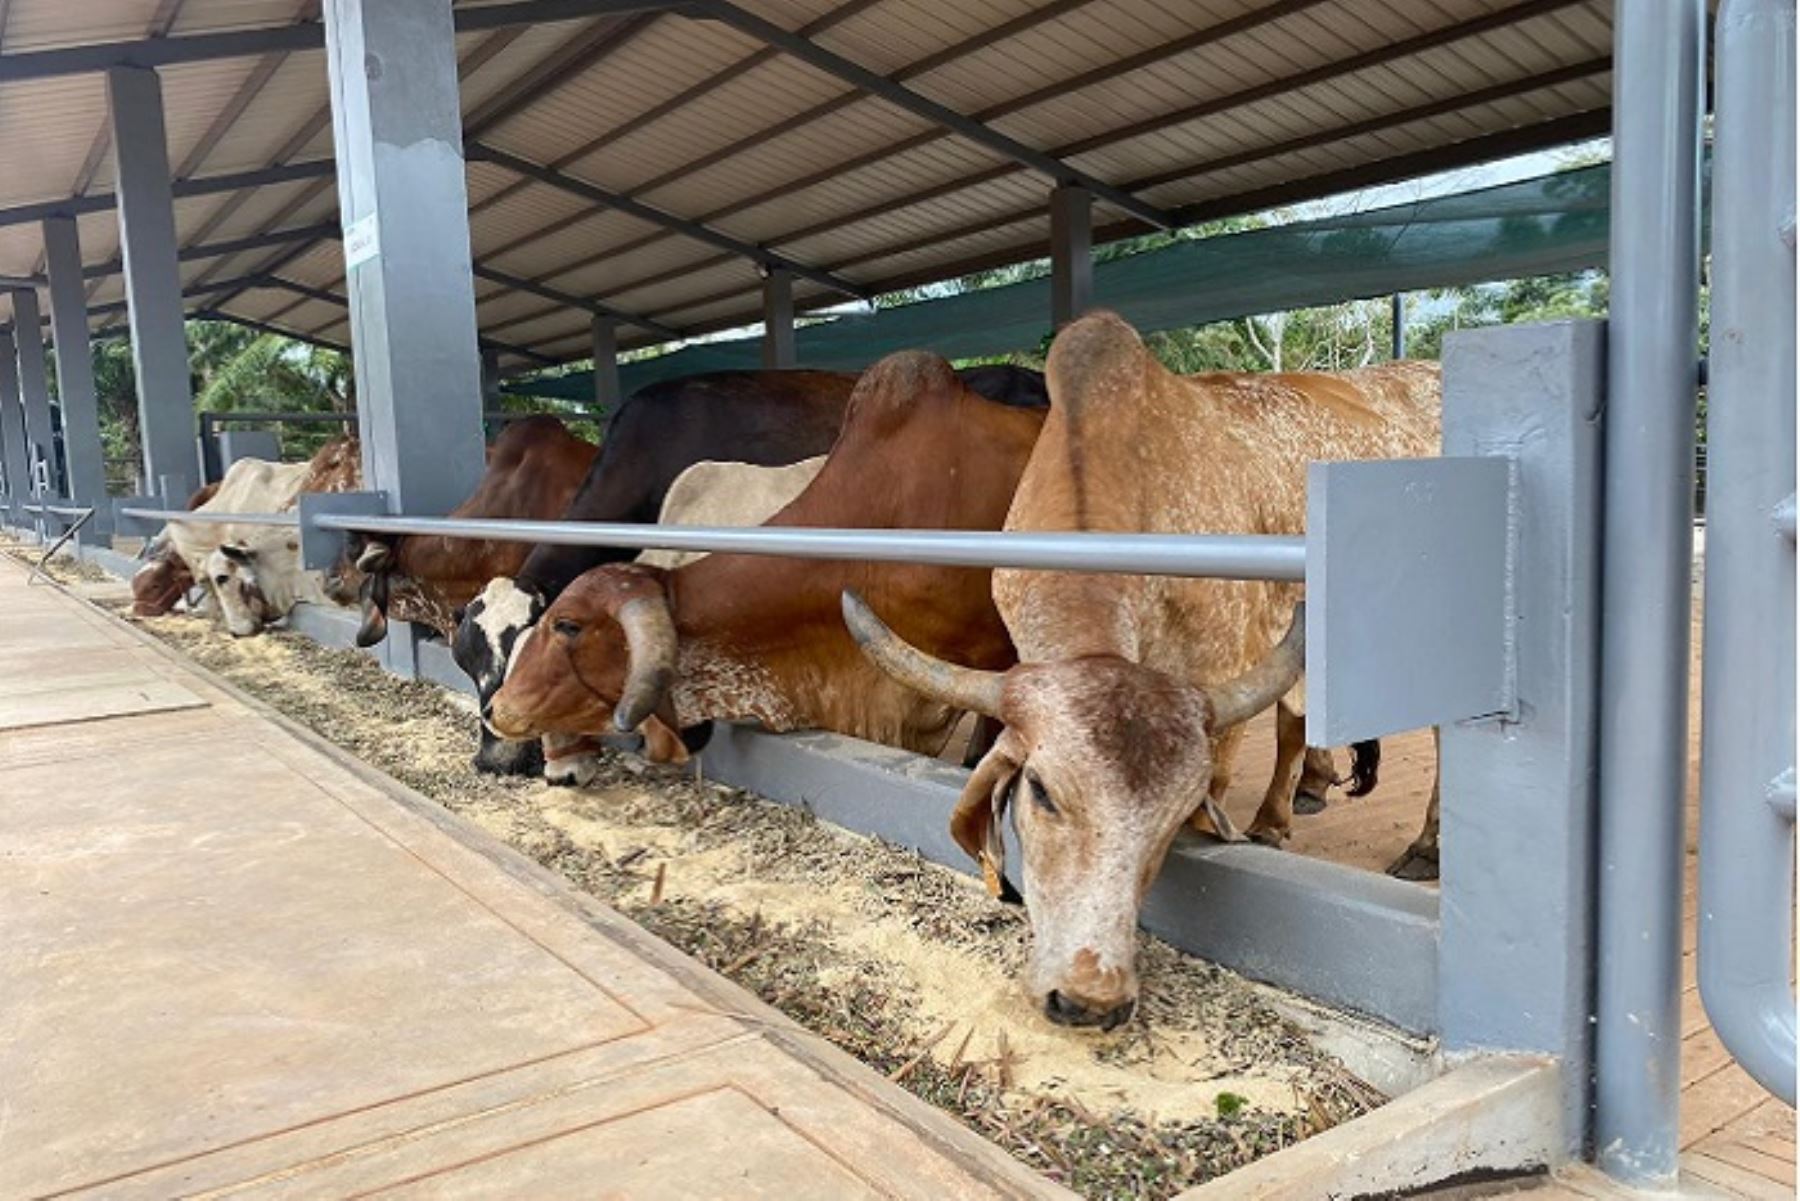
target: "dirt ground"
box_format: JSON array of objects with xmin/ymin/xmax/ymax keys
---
[{"xmin": 35, "ymin": 558, "xmax": 1388, "ymax": 1200}]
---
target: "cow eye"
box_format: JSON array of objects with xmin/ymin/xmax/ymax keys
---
[
  {"xmin": 553, "ymin": 618, "xmax": 582, "ymax": 638},
  {"xmin": 1024, "ymin": 771, "xmax": 1057, "ymax": 816},
  {"xmin": 213, "ymin": 574, "xmax": 231, "ymax": 586}
]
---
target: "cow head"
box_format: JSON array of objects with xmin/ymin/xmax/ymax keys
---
[
  {"xmin": 130, "ymin": 540, "xmax": 195, "ymax": 617},
  {"xmin": 453, "ymin": 576, "xmax": 550, "ymax": 775},
  {"xmin": 843, "ymin": 590, "xmax": 1304, "ymax": 1031},
  {"xmin": 484, "ymin": 564, "xmax": 701, "ymax": 763},
  {"xmin": 204, "ymin": 543, "xmax": 277, "ymax": 637}
]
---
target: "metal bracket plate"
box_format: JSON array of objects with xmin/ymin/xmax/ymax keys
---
[
  {"xmin": 299, "ymin": 489, "xmax": 387, "ymax": 571},
  {"xmin": 1306, "ymin": 456, "xmax": 1514, "ymax": 746}
]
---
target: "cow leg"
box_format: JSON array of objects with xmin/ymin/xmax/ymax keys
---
[
  {"xmin": 1295, "ymin": 746, "xmax": 1336, "ymax": 815},
  {"xmin": 1246, "ymin": 702, "xmax": 1306, "ymax": 846},
  {"xmin": 1189, "ymin": 723, "xmax": 1247, "ymax": 842},
  {"xmin": 1386, "ymin": 727, "xmax": 1442, "ymax": 880},
  {"xmin": 542, "ymin": 733, "xmax": 603, "ymax": 787}
]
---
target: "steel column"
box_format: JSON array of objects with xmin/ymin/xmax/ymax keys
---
[
  {"xmin": 480, "ymin": 346, "xmax": 502, "ymax": 407},
  {"xmin": 1437, "ymin": 321, "xmax": 1604, "ymax": 1156},
  {"xmin": 591, "ymin": 316, "xmax": 621, "ymax": 408},
  {"xmin": 1593, "ymin": 0, "xmax": 1706, "ymax": 1185},
  {"xmin": 1049, "ymin": 184, "xmax": 1092, "ymax": 329},
  {"xmin": 10, "ymin": 288, "xmax": 58, "ymax": 502},
  {"xmin": 1391, "ymin": 293, "xmax": 1407, "ymax": 359},
  {"xmin": 108, "ymin": 65, "xmax": 198, "ymax": 504},
  {"xmin": 1697, "ymin": 0, "xmax": 1797, "ymax": 1107},
  {"xmin": 0, "ymin": 330, "xmax": 25, "ymax": 522},
  {"xmin": 761, "ymin": 267, "xmax": 795, "ymax": 368},
  {"xmin": 323, "ymin": 0, "xmax": 485, "ymax": 517},
  {"xmin": 44, "ymin": 217, "xmax": 110, "ymax": 537}
]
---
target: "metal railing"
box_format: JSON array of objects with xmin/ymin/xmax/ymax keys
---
[
  {"xmin": 1695, "ymin": 0, "xmax": 1796, "ymax": 1107},
  {"xmin": 117, "ymin": 507, "xmax": 300, "ymax": 528}
]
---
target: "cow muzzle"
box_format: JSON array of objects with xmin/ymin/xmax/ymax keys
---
[
  {"xmin": 472, "ymin": 726, "xmax": 544, "ymax": 777},
  {"xmin": 1042, "ymin": 988, "xmax": 1136, "ymax": 1032}
]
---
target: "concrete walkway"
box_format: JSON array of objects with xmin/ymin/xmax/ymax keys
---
[{"xmin": 0, "ymin": 557, "xmax": 1064, "ymax": 1200}]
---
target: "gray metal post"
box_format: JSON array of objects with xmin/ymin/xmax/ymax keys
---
[
  {"xmin": 1391, "ymin": 293, "xmax": 1407, "ymax": 359},
  {"xmin": 1697, "ymin": 0, "xmax": 1797, "ymax": 1107},
  {"xmin": 11, "ymin": 288, "xmax": 58, "ymax": 501},
  {"xmin": 760, "ymin": 267, "xmax": 795, "ymax": 369},
  {"xmin": 479, "ymin": 346, "xmax": 502, "ymax": 407},
  {"xmin": 1437, "ymin": 321, "xmax": 1604, "ymax": 1156},
  {"xmin": 0, "ymin": 329, "xmax": 25, "ymax": 523},
  {"xmin": 1050, "ymin": 184, "xmax": 1092, "ymax": 329},
  {"xmin": 43, "ymin": 216, "xmax": 110, "ymax": 537},
  {"xmin": 323, "ymin": 0, "xmax": 485, "ymax": 518},
  {"xmin": 1594, "ymin": 0, "xmax": 1706, "ymax": 1185},
  {"xmin": 107, "ymin": 65, "xmax": 197, "ymax": 505},
  {"xmin": 591, "ymin": 315, "xmax": 621, "ymax": 408}
]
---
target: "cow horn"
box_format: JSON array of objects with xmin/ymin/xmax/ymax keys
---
[
  {"xmin": 611, "ymin": 593, "xmax": 679, "ymax": 733},
  {"xmin": 1207, "ymin": 602, "xmax": 1306, "ymax": 730},
  {"xmin": 841, "ymin": 590, "xmax": 1005, "ymax": 718}
]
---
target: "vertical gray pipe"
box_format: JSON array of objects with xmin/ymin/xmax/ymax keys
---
[
  {"xmin": 1698, "ymin": 0, "xmax": 1797, "ymax": 1107},
  {"xmin": 1594, "ymin": 0, "xmax": 1706, "ymax": 1185},
  {"xmin": 1390, "ymin": 293, "xmax": 1406, "ymax": 359}
]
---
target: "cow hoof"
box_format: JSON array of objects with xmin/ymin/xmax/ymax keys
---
[
  {"xmin": 1386, "ymin": 846, "xmax": 1440, "ymax": 881},
  {"xmin": 1246, "ymin": 824, "xmax": 1290, "ymax": 848},
  {"xmin": 544, "ymin": 753, "xmax": 601, "ymax": 788},
  {"xmin": 1293, "ymin": 790, "xmax": 1328, "ymax": 816}
]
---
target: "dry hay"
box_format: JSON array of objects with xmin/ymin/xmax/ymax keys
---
[{"xmin": 123, "ymin": 604, "xmax": 1386, "ymax": 1199}]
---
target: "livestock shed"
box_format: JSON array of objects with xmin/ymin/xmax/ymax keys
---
[{"xmin": 0, "ymin": 0, "xmax": 1792, "ymax": 1197}]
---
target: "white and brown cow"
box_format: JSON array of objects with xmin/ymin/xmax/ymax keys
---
[
  {"xmin": 846, "ymin": 312, "xmax": 1441, "ymax": 1029},
  {"xmin": 635, "ymin": 456, "xmax": 825, "ymax": 571}
]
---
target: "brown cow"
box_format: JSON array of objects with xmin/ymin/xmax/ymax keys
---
[
  {"xmin": 347, "ymin": 415, "xmax": 600, "ymax": 644},
  {"xmin": 130, "ymin": 481, "xmax": 221, "ymax": 617},
  {"xmin": 485, "ymin": 352, "xmax": 1046, "ymax": 760},
  {"xmin": 846, "ymin": 313, "xmax": 1441, "ymax": 1028}
]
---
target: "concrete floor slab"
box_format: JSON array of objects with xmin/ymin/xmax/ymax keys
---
[{"xmin": 0, "ymin": 559, "xmax": 1064, "ymax": 1201}]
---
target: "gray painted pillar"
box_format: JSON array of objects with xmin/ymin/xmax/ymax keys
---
[
  {"xmin": 1390, "ymin": 294, "xmax": 1407, "ymax": 359},
  {"xmin": 11, "ymin": 288, "xmax": 58, "ymax": 501},
  {"xmin": 44, "ymin": 216, "xmax": 110, "ymax": 535},
  {"xmin": 1050, "ymin": 184, "xmax": 1093, "ymax": 329},
  {"xmin": 1437, "ymin": 320, "xmax": 1604, "ymax": 1157},
  {"xmin": 324, "ymin": 0, "xmax": 485, "ymax": 517},
  {"xmin": 0, "ymin": 329, "xmax": 25, "ymax": 523},
  {"xmin": 591, "ymin": 315, "xmax": 621, "ymax": 408},
  {"xmin": 107, "ymin": 65, "xmax": 197, "ymax": 505},
  {"xmin": 1593, "ymin": 0, "xmax": 1706, "ymax": 1185},
  {"xmin": 761, "ymin": 268, "xmax": 795, "ymax": 369},
  {"xmin": 479, "ymin": 346, "xmax": 502, "ymax": 407}
]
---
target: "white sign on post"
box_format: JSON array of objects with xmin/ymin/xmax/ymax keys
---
[{"xmin": 343, "ymin": 214, "xmax": 381, "ymax": 271}]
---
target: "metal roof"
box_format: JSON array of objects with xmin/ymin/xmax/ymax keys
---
[{"xmin": 0, "ymin": 0, "xmax": 1617, "ymax": 372}]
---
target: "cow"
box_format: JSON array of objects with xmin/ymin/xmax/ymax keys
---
[
  {"xmin": 636, "ymin": 456, "xmax": 825, "ymax": 571},
  {"xmin": 180, "ymin": 438, "xmax": 364, "ymax": 637},
  {"xmin": 482, "ymin": 352, "xmax": 1048, "ymax": 768},
  {"xmin": 130, "ymin": 481, "xmax": 221, "ymax": 617},
  {"xmin": 346, "ymin": 415, "xmax": 600, "ymax": 646},
  {"xmin": 452, "ymin": 370, "xmax": 888, "ymax": 777},
  {"xmin": 843, "ymin": 313, "xmax": 1441, "ymax": 1029}
]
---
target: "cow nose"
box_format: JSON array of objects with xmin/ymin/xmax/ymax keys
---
[{"xmin": 1043, "ymin": 989, "xmax": 1136, "ymax": 1031}]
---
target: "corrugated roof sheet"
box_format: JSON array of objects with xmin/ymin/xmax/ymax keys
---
[{"xmin": 0, "ymin": 0, "xmax": 1621, "ymax": 366}]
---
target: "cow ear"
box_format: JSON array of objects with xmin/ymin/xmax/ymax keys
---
[
  {"xmin": 219, "ymin": 543, "xmax": 255, "ymax": 564},
  {"xmin": 952, "ymin": 737, "xmax": 1024, "ymax": 905}
]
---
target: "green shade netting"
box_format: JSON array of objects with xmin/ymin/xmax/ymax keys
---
[{"xmin": 508, "ymin": 159, "xmax": 1670, "ymax": 404}]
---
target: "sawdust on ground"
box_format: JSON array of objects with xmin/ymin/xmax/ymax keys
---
[{"xmin": 109, "ymin": 592, "xmax": 1386, "ymax": 1200}]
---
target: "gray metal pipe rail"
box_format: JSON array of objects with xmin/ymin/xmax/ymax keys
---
[
  {"xmin": 310, "ymin": 512, "xmax": 1308, "ymax": 580},
  {"xmin": 117, "ymin": 507, "xmax": 300, "ymax": 528},
  {"xmin": 1594, "ymin": 0, "xmax": 1707, "ymax": 1184},
  {"xmin": 1696, "ymin": 0, "xmax": 1797, "ymax": 1109}
]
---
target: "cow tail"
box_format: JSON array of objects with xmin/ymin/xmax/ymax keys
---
[{"xmin": 1346, "ymin": 739, "xmax": 1381, "ymax": 798}]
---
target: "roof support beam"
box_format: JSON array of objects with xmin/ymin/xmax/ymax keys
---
[
  {"xmin": 470, "ymin": 261, "xmax": 679, "ymax": 337},
  {"xmin": 0, "ymin": 0, "xmax": 683, "ymax": 82},
  {"xmin": 1049, "ymin": 183, "xmax": 1091, "ymax": 330},
  {"xmin": 191, "ymin": 308, "xmax": 350, "ymax": 355},
  {"xmin": 469, "ymin": 143, "xmax": 869, "ymax": 299},
  {"xmin": 81, "ymin": 221, "xmax": 339, "ymax": 280},
  {"xmin": 109, "ymin": 64, "xmax": 198, "ymax": 502},
  {"xmin": 44, "ymin": 216, "xmax": 108, "ymax": 533},
  {"xmin": 591, "ymin": 317, "xmax": 620, "ymax": 408},
  {"xmin": 760, "ymin": 268, "xmax": 795, "ymax": 368},
  {"xmin": 688, "ymin": 0, "xmax": 1174, "ymax": 229},
  {"xmin": 0, "ymin": 159, "xmax": 335, "ymax": 231}
]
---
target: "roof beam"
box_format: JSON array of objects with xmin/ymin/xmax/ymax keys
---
[
  {"xmin": 0, "ymin": 0, "xmax": 684, "ymax": 82},
  {"xmin": 464, "ymin": 12, "xmax": 660, "ymax": 139},
  {"xmin": 192, "ymin": 308, "xmax": 351, "ymax": 355},
  {"xmin": 0, "ymin": 158, "xmax": 334, "ymax": 229},
  {"xmin": 468, "ymin": 142, "xmax": 869, "ymax": 299},
  {"xmin": 81, "ymin": 221, "xmax": 339, "ymax": 280},
  {"xmin": 688, "ymin": 0, "xmax": 1173, "ymax": 229},
  {"xmin": 256, "ymin": 274, "xmax": 557, "ymax": 367},
  {"xmin": 470, "ymin": 261, "xmax": 680, "ymax": 337}
]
